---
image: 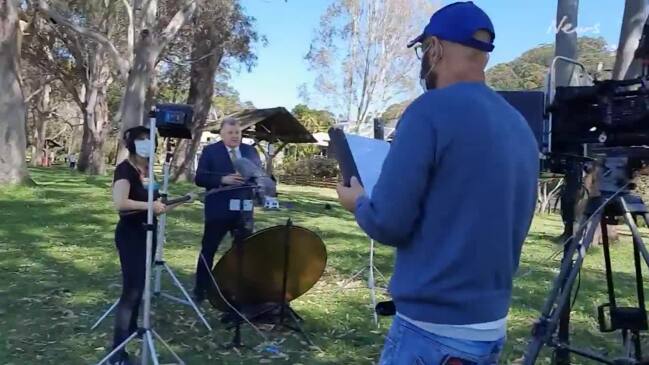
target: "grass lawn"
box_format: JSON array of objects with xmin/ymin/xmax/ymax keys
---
[{"xmin": 1, "ymin": 167, "xmax": 647, "ymax": 364}]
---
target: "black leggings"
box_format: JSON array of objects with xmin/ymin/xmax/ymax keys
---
[{"xmin": 112, "ymin": 220, "xmax": 157, "ymax": 353}]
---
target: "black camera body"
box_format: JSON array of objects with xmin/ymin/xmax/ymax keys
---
[
  {"xmin": 500, "ymin": 77, "xmax": 649, "ymax": 174},
  {"xmin": 551, "ymin": 81, "xmax": 649, "ymax": 150},
  {"xmin": 500, "ymin": 15, "xmax": 649, "ymax": 175}
]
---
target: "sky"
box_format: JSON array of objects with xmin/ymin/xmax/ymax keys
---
[{"xmin": 229, "ymin": 0, "xmax": 625, "ymax": 111}]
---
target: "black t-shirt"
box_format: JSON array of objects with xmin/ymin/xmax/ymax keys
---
[{"xmin": 113, "ymin": 160, "xmax": 159, "ymax": 223}]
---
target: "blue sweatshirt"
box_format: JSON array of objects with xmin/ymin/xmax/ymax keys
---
[{"xmin": 354, "ymin": 82, "xmax": 539, "ymax": 325}]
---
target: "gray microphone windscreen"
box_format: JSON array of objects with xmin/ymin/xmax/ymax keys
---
[
  {"xmin": 233, "ymin": 158, "xmax": 265, "ymax": 178},
  {"xmin": 233, "ymin": 158, "xmax": 277, "ymax": 198}
]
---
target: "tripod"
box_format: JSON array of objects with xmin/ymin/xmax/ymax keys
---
[
  {"xmin": 216, "ymin": 218, "xmax": 315, "ymax": 347},
  {"xmin": 95, "ymin": 119, "xmax": 185, "ymax": 365},
  {"xmin": 152, "ymin": 140, "xmax": 211, "ymax": 329},
  {"xmin": 335, "ymin": 238, "xmax": 387, "ymax": 325},
  {"xmin": 523, "ymin": 158, "xmax": 649, "ymax": 365},
  {"xmin": 91, "ymin": 139, "xmax": 211, "ymax": 332},
  {"xmin": 220, "ymin": 184, "xmax": 256, "ymax": 349},
  {"xmin": 265, "ymin": 219, "xmax": 314, "ymax": 345}
]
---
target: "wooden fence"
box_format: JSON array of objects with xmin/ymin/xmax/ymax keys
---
[{"xmin": 277, "ymin": 175, "xmax": 339, "ymax": 189}]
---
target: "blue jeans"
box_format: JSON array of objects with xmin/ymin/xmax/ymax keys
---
[{"xmin": 379, "ymin": 315, "xmax": 505, "ymax": 365}]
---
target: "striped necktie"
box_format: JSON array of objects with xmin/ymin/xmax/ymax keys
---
[{"xmin": 229, "ymin": 148, "xmax": 237, "ymax": 162}]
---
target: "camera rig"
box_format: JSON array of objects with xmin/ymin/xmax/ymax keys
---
[
  {"xmin": 502, "ymin": 15, "xmax": 649, "ymax": 365},
  {"xmin": 501, "ymin": 68, "xmax": 649, "ymax": 175},
  {"xmin": 502, "ymin": 14, "xmax": 649, "ymax": 174}
]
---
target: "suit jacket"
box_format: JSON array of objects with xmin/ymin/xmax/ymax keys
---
[{"xmin": 195, "ymin": 141, "xmax": 262, "ymax": 221}]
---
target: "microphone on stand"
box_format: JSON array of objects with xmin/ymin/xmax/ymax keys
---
[{"xmin": 233, "ymin": 158, "xmax": 279, "ymax": 209}]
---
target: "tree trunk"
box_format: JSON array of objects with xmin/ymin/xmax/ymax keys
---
[
  {"xmin": 264, "ymin": 142, "xmax": 286, "ymax": 176},
  {"xmin": 67, "ymin": 121, "xmax": 82, "ymax": 155},
  {"xmin": 0, "ymin": 0, "xmax": 28, "ymax": 184},
  {"xmin": 117, "ymin": 32, "xmax": 159, "ymax": 163},
  {"xmin": 613, "ymin": 0, "xmax": 647, "ymax": 80},
  {"xmin": 31, "ymin": 119, "xmax": 48, "ymax": 167},
  {"xmin": 170, "ymin": 25, "xmax": 224, "ymax": 182},
  {"xmin": 77, "ymin": 84, "xmax": 109, "ymax": 175},
  {"xmin": 554, "ymin": 0, "xmax": 580, "ymax": 87},
  {"xmin": 77, "ymin": 126, "xmax": 106, "ymax": 174},
  {"xmin": 117, "ymin": 0, "xmax": 198, "ymax": 164},
  {"xmin": 31, "ymin": 84, "xmax": 51, "ymax": 167}
]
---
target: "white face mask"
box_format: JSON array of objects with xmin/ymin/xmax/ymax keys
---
[{"xmin": 134, "ymin": 139, "xmax": 152, "ymax": 158}]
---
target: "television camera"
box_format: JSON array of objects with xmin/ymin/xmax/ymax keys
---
[
  {"xmin": 504, "ymin": 17, "xmax": 649, "ymax": 365},
  {"xmin": 502, "ymin": 68, "xmax": 649, "ymax": 175}
]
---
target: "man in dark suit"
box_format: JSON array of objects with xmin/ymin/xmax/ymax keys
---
[{"xmin": 193, "ymin": 117, "xmax": 262, "ymax": 301}]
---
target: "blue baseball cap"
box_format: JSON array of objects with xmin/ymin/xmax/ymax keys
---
[{"xmin": 407, "ymin": 1, "xmax": 495, "ymax": 52}]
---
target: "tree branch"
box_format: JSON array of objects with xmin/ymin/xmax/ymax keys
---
[
  {"xmin": 54, "ymin": 74, "xmax": 83, "ymax": 108},
  {"xmin": 37, "ymin": 0, "xmax": 129, "ymax": 79},
  {"xmin": 50, "ymin": 123, "xmax": 72, "ymax": 140},
  {"xmin": 25, "ymin": 77, "xmax": 56, "ymax": 102},
  {"xmin": 120, "ymin": 0, "xmax": 134, "ymax": 63},
  {"xmin": 158, "ymin": 0, "xmax": 197, "ymax": 51},
  {"xmin": 139, "ymin": 0, "xmax": 157, "ymax": 31},
  {"xmin": 271, "ymin": 142, "xmax": 288, "ymax": 158}
]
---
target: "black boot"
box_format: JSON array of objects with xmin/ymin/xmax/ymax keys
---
[{"xmin": 192, "ymin": 288, "xmax": 205, "ymax": 304}]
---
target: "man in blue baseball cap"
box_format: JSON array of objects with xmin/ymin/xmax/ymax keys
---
[
  {"xmin": 408, "ymin": 0, "xmax": 495, "ymax": 92},
  {"xmin": 336, "ymin": 2, "xmax": 539, "ymax": 364}
]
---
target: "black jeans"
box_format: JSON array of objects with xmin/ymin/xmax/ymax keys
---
[
  {"xmin": 194, "ymin": 217, "xmax": 250, "ymax": 296},
  {"xmin": 112, "ymin": 219, "xmax": 157, "ymax": 355}
]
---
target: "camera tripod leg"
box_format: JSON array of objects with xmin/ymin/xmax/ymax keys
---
[
  {"xmin": 631, "ymin": 212, "xmax": 649, "ymax": 268},
  {"xmin": 94, "ymin": 330, "xmax": 139, "ymax": 365},
  {"xmin": 285, "ymin": 306, "xmax": 315, "ymax": 347},
  {"xmin": 373, "ymin": 266, "xmax": 387, "ymax": 282},
  {"xmin": 143, "ymin": 330, "xmax": 160, "ymax": 365},
  {"xmin": 152, "ymin": 329, "xmax": 186, "ymax": 365},
  {"xmin": 369, "ymin": 263, "xmax": 378, "ymax": 326},
  {"xmin": 632, "ymin": 330, "xmax": 642, "ymax": 360},
  {"xmin": 334, "ymin": 266, "xmax": 367, "ymax": 292},
  {"xmin": 523, "ymin": 210, "xmax": 603, "ymax": 365},
  {"xmin": 91, "ymin": 298, "xmax": 119, "ymax": 330},
  {"xmin": 624, "ymin": 211, "xmax": 649, "ymax": 362},
  {"xmin": 161, "ymin": 262, "xmax": 212, "ymax": 331},
  {"xmin": 622, "ymin": 330, "xmax": 632, "ymax": 359}
]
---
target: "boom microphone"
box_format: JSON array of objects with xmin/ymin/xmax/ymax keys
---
[{"xmin": 163, "ymin": 192, "xmax": 199, "ymax": 205}]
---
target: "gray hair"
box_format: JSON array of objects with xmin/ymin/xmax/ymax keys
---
[{"xmin": 219, "ymin": 117, "xmax": 240, "ymax": 132}]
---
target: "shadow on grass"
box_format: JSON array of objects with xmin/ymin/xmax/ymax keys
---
[
  {"xmin": 0, "ymin": 168, "xmax": 386, "ymax": 364},
  {"xmin": 2, "ymin": 167, "xmax": 647, "ymax": 364}
]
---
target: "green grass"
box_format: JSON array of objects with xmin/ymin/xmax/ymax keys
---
[{"xmin": 0, "ymin": 167, "xmax": 647, "ymax": 364}]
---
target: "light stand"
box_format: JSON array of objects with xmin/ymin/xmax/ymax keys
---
[
  {"xmin": 333, "ymin": 124, "xmax": 389, "ymax": 326},
  {"xmin": 152, "ymin": 138, "xmax": 211, "ymax": 331},
  {"xmin": 91, "ymin": 143, "xmax": 211, "ymax": 333},
  {"xmin": 335, "ymin": 239, "xmax": 387, "ymax": 326},
  {"xmin": 95, "ymin": 118, "xmax": 185, "ymax": 365}
]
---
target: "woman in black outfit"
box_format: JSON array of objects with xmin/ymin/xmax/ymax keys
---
[{"xmin": 109, "ymin": 126, "xmax": 179, "ymax": 364}]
